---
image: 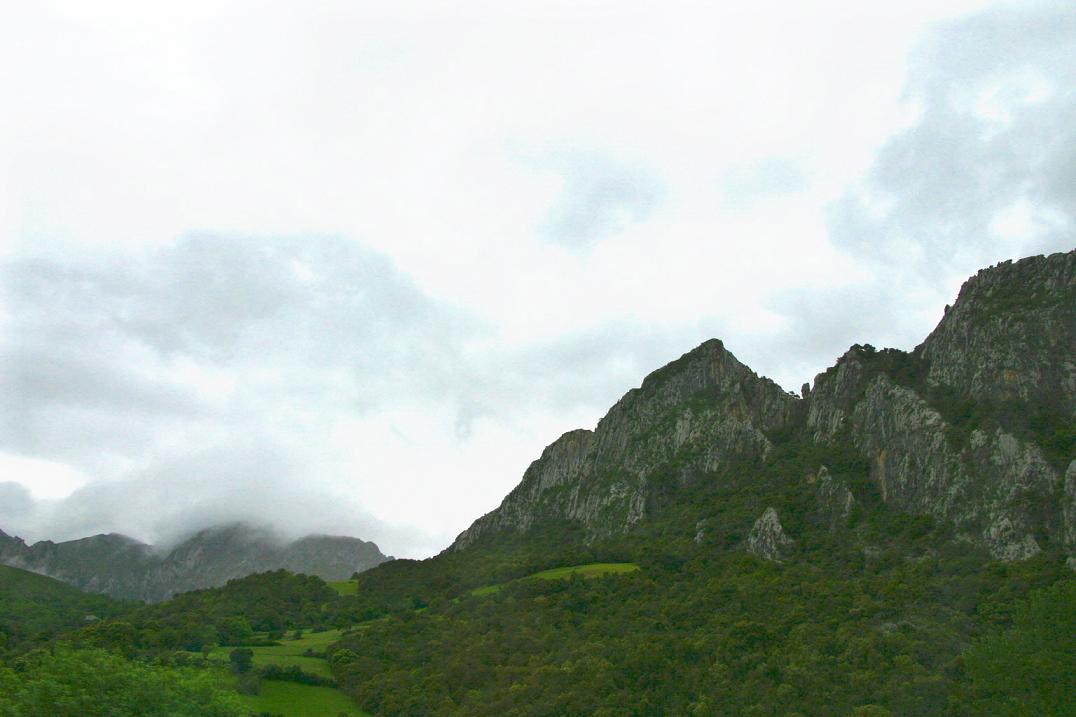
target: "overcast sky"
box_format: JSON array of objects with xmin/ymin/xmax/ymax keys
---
[{"xmin": 1, "ymin": 0, "xmax": 1072, "ymax": 558}]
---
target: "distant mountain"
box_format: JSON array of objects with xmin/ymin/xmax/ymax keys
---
[
  {"xmin": 451, "ymin": 250, "xmax": 1075, "ymax": 562},
  {"xmin": 0, "ymin": 523, "xmax": 391, "ymax": 601}
]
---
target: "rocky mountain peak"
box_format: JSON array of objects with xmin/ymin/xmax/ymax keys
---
[
  {"xmin": 919, "ymin": 250, "xmax": 1075, "ymax": 414},
  {"xmin": 451, "ymin": 340, "xmax": 799, "ymax": 551},
  {"xmin": 451, "ymin": 250, "xmax": 1075, "ymax": 564}
]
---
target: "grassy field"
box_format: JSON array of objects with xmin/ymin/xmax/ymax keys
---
[
  {"xmin": 472, "ymin": 562, "xmax": 640, "ymax": 596},
  {"xmin": 208, "ymin": 628, "xmax": 346, "ymax": 679},
  {"xmin": 327, "ymin": 579, "xmax": 358, "ymax": 596},
  {"xmin": 244, "ymin": 651, "xmax": 333, "ymax": 678},
  {"xmin": 237, "ymin": 679, "xmax": 368, "ymax": 717},
  {"xmin": 274, "ymin": 628, "xmax": 347, "ymax": 653},
  {"xmin": 202, "ymin": 628, "xmax": 369, "ymax": 716}
]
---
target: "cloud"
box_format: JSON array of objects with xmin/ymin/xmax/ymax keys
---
[
  {"xmin": 720, "ymin": 158, "xmax": 807, "ymax": 210},
  {"xmin": 828, "ymin": 0, "xmax": 1076, "ymax": 280},
  {"xmin": 0, "ymin": 236, "xmax": 716, "ymax": 554},
  {"xmin": 757, "ymin": 0, "xmax": 1076, "ymax": 380},
  {"xmin": 2, "ymin": 1, "xmax": 1069, "ymax": 559},
  {"xmin": 0, "ymin": 236, "xmax": 486, "ymax": 552},
  {"xmin": 537, "ymin": 151, "xmax": 664, "ymax": 251}
]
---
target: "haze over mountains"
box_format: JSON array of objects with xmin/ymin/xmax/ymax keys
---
[{"xmin": 0, "ymin": 523, "xmax": 390, "ymax": 601}]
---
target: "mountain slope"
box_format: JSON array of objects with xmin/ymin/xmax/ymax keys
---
[
  {"xmin": 333, "ymin": 251, "xmax": 1074, "ymax": 717},
  {"xmin": 450, "ymin": 250, "xmax": 1075, "ymax": 562},
  {"xmin": 453, "ymin": 338, "xmax": 798, "ymax": 550},
  {"xmin": 0, "ymin": 563, "xmax": 131, "ymax": 650},
  {"xmin": 0, "ymin": 523, "xmax": 391, "ymax": 602}
]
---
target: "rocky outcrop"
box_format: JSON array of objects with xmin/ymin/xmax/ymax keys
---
[
  {"xmin": 918, "ymin": 252, "xmax": 1076, "ymax": 416},
  {"xmin": 813, "ymin": 466, "xmax": 855, "ymax": 530},
  {"xmin": 746, "ymin": 508, "xmax": 793, "ymax": 561},
  {"xmin": 0, "ymin": 522, "xmax": 391, "ymax": 601},
  {"xmin": 451, "ymin": 250, "xmax": 1074, "ymax": 563},
  {"xmin": 846, "ymin": 374, "xmax": 1058, "ymax": 559},
  {"xmin": 452, "ymin": 339, "xmax": 798, "ymax": 550}
]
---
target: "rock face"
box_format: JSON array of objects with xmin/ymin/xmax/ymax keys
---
[
  {"xmin": 919, "ymin": 252, "xmax": 1075, "ymax": 416},
  {"xmin": 0, "ymin": 523, "xmax": 391, "ymax": 601},
  {"xmin": 450, "ymin": 250, "xmax": 1075, "ymax": 562},
  {"xmin": 746, "ymin": 508, "xmax": 794, "ymax": 561},
  {"xmin": 813, "ymin": 466, "xmax": 855, "ymax": 531},
  {"xmin": 452, "ymin": 339, "xmax": 798, "ymax": 550}
]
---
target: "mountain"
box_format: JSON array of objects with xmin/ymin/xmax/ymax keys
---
[
  {"xmin": 329, "ymin": 251, "xmax": 1073, "ymax": 717},
  {"xmin": 0, "ymin": 523, "xmax": 391, "ymax": 601},
  {"xmin": 450, "ymin": 250, "xmax": 1075, "ymax": 563}
]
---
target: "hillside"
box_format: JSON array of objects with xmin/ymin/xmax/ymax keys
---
[
  {"xmin": 0, "ymin": 523, "xmax": 391, "ymax": 602},
  {"xmin": 0, "ymin": 564, "xmax": 131, "ymax": 652}
]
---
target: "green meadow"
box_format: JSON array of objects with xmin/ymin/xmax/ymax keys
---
[
  {"xmin": 327, "ymin": 579, "xmax": 358, "ymax": 596},
  {"xmin": 471, "ymin": 561, "xmax": 640, "ymax": 596},
  {"xmin": 207, "ymin": 628, "xmax": 347, "ymax": 679},
  {"xmin": 237, "ymin": 679, "xmax": 368, "ymax": 717}
]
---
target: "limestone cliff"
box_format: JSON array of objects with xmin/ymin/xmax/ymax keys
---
[
  {"xmin": 451, "ymin": 250, "xmax": 1074, "ymax": 562},
  {"xmin": 452, "ymin": 339, "xmax": 798, "ymax": 549}
]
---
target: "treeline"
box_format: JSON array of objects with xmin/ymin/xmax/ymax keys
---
[
  {"xmin": 0, "ymin": 565, "xmax": 133, "ymax": 654},
  {"xmin": 67, "ymin": 570, "xmax": 342, "ymax": 655}
]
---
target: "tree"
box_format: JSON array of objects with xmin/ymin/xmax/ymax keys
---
[
  {"xmin": 229, "ymin": 647, "xmax": 254, "ymax": 674},
  {"xmin": 962, "ymin": 581, "xmax": 1075, "ymax": 716},
  {"xmin": 0, "ymin": 648, "xmax": 244, "ymax": 716}
]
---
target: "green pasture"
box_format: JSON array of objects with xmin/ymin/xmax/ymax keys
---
[
  {"xmin": 207, "ymin": 629, "xmax": 345, "ymax": 678},
  {"xmin": 471, "ymin": 562, "xmax": 640, "ymax": 596},
  {"xmin": 327, "ymin": 579, "xmax": 358, "ymax": 596},
  {"xmin": 237, "ymin": 679, "xmax": 368, "ymax": 717}
]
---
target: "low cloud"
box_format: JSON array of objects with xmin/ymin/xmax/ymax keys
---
[
  {"xmin": 0, "ymin": 236, "xmax": 706, "ymax": 555},
  {"xmin": 828, "ymin": 1, "xmax": 1075, "ymax": 281},
  {"xmin": 539, "ymin": 151, "xmax": 664, "ymax": 251}
]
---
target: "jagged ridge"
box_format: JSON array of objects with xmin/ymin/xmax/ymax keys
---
[
  {"xmin": 451, "ymin": 250, "xmax": 1076, "ymax": 562},
  {"xmin": 0, "ymin": 522, "xmax": 391, "ymax": 601}
]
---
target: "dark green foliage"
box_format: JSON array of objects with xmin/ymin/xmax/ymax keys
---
[
  {"xmin": 259, "ymin": 663, "xmax": 336, "ymax": 687},
  {"xmin": 0, "ymin": 565, "xmax": 132, "ymax": 654},
  {"xmin": 67, "ymin": 570, "xmax": 340, "ymax": 655},
  {"xmin": 229, "ymin": 647, "xmax": 253, "ymax": 673},
  {"xmin": 331, "ymin": 546, "xmax": 1070, "ymax": 717},
  {"xmin": 324, "ymin": 404, "xmax": 1070, "ymax": 716},
  {"xmin": 961, "ymin": 581, "xmax": 1075, "ymax": 716}
]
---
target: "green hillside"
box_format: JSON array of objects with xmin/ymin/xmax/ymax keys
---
[{"xmin": 0, "ymin": 564, "xmax": 131, "ymax": 652}]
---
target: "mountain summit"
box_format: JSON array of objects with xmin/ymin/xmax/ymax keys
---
[{"xmin": 450, "ymin": 250, "xmax": 1075, "ymax": 562}]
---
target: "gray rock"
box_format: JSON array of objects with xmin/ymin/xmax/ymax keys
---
[
  {"xmin": 746, "ymin": 508, "xmax": 793, "ymax": 561},
  {"xmin": 451, "ymin": 339, "xmax": 798, "ymax": 550},
  {"xmin": 449, "ymin": 250, "xmax": 1075, "ymax": 563},
  {"xmin": 918, "ymin": 251, "xmax": 1076, "ymax": 417},
  {"xmin": 813, "ymin": 466, "xmax": 855, "ymax": 530}
]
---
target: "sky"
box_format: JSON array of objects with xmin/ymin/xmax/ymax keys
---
[{"xmin": 0, "ymin": 0, "xmax": 1073, "ymax": 558}]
